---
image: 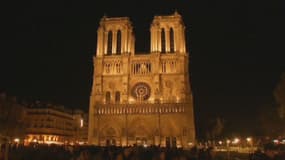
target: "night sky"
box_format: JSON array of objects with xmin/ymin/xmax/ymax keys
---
[{"xmin": 1, "ymin": 0, "xmax": 284, "ymax": 138}]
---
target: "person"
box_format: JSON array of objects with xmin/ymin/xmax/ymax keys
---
[
  {"xmin": 263, "ymin": 143, "xmax": 278, "ymax": 160},
  {"xmin": 77, "ymin": 149, "xmax": 90, "ymax": 160},
  {"xmin": 275, "ymin": 144, "xmax": 285, "ymax": 160},
  {"xmin": 205, "ymin": 147, "xmax": 215, "ymax": 160},
  {"xmin": 0, "ymin": 144, "xmax": 4, "ymax": 160},
  {"xmin": 251, "ymin": 143, "xmax": 278, "ymax": 160},
  {"xmin": 116, "ymin": 147, "xmax": 132, "ymax": 160}
]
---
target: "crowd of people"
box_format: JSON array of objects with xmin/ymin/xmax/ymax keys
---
[
  {"xmin": 0, "ymin": 142, "xmax": 284, "ymax": 160},
  {"xmin": 249, "ymin": 143, "xmax": 285, "ymax": 160}
]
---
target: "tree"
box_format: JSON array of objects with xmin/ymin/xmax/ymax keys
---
[
  {"xmin": 0, "ymin": 93, "xmax": 25, "ymax": 139},
  {"xmin": 274, "ymin": 72, "xmax": 285, "ymax": 119},
  {"xmin": 256, "ymin": 102, "xmax": 285, "ymax": 138},
  {"xmin": 205, "ymin": 117, "xmax": 224, "ymax": 140}
]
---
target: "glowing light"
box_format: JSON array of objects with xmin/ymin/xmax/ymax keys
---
[
  {"xmin": 232, "ymin": 138, "xmax": 240, "ymax": 144},
  {"xmin": 33, "ymin": 139, "xmax": 37, "ymax": 143},
  {"xmin": 273, "ymin": 139, "xmax": 279, "ymax": 144},
  {"xmin": 14, "ymin": 138, "xmax": 20, "ymax": 143},
  {"xmin": 80, "ymin": 119, "xmax": 84, "ymax": 127},
  {"xmin": 246, "ymin": 137, "xmax": 252, "ymax": 142},
  {"xmin": 143, "ymin": 144, "xmax": 148, "ymax": 148},
  {"xmin": 218, "ymin": 141, "xmax": 222, "ymax": 145},
  {"xmin": 188, "ymin": 142, "xmax": 193, "ymax": 146},
  {"xmin": 176, "ymin": 97, "xmax": 180, "ymax": 103},
  {"xmin": 128, "ymin": 98, "xmax": 135, "ymax": 103},
  {"xmin": 226, "ymin": 140, "xmax": 231, "ymax": 144},
  {"xmin": 78, "ymin": 141, "xmax": 85, "ymax": 145}
]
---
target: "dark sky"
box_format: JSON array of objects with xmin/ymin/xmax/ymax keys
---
[{"xmin": 1, "ymin": 0, "xmax": 285, "ymax": 138}]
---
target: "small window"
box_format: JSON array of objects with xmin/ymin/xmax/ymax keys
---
[
  {"xmin": 115, "ymin": 91, "xmax": 120, "ymax": 103},
  {"xmin": 106, "ymin": 91, "xmax": 111, "ymax": 103}
]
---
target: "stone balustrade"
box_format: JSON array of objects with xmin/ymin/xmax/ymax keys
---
[{"xmin": 94, "ymin": 103, "xmax": 190, "ymax": 115}]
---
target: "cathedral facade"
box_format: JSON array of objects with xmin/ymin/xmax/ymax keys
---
[{"xmin": 88, "ymin": 12, "xmax": 195, "ymax": 148}]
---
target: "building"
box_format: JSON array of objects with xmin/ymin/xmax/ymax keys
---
[
  {"xmin": 0, "ymin": 92, "xmax": 26, "ymax": 141},
  {"xmin": 73, "ymin": 109, "xmax": 89, "ymax": 144},
  {"xmin": 88, "ymin": 12, "xmax": 196, "ymax": 148},
  {"xmin": 23, "ymin": 102, "xmax": 88, "ymax": 145}
]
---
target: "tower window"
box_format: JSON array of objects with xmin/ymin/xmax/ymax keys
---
[
  {"xmin": 107, "ymin": 31, "xmax": 112, "ymax": 55},
  {"xmin": 116, "ymin": 30, "xmax": 121, "ymax": 54},
  {"xmin": 161, "ymin": 28, "xmax": 166, "ymax": 53},
  {"xmin": 115, "ymin": 91, "xmax": 120, "ymax": 103},
  {"xmin": 170, "ymin": 28, "xmax": 175, "ymax": 53},
  {"xmin": 106, "ymin": 91, "xmax": 111, "ymax": 103}
]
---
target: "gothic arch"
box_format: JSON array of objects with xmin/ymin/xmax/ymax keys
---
[
  {"xmin": 128, "ymin": 118, "xmax": 152, "ymax": 137},
  {"xmin": 116, "ymin": 30, "xmax": 121, "ymax": 54},
  {"xmin": 161, "ymin": 28, "xmax": 166, "ymax": 53},
  {"xmin": 170, "ymin": 28, "xmax": 175, "ymax": 52},
  {"xmin": 105, "ymin": 91, "xmax": 111, "ymax": 103},
  {"xmin": 107, "ymin": 31, "xmax": 112, "ymax": 55}
]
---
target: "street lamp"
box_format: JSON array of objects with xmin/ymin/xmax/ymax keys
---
[
  {"xmin": 232, "ymin": 138, "xmax": 240, "ymax": 144},
  {"xmin": 246, "ymin": 137, "xmax": 252, "ymax": 143},
  {"xmin": 246, "ymin": 137, "xmax": 253, "ymax": 154},
  {"xmin": 218, "ymin": 141, "xmax": 222, "ymax": 145},
  {"xmin": 226, "ymin": 139, "xmax": 231, "ymax": 160}
]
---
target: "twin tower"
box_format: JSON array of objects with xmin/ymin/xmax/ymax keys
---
[{"xmin": 88, "ymin": 12, "xmax": 195, "ymax": 148}]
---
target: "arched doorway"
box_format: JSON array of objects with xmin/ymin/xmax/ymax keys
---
[
  {"xmin": 102, "ymin": 127, "xmax": 118, "ymax": 146},
  {"xmin": 128, "ymin": 121, "xmax": 152, "ymax": 146}
]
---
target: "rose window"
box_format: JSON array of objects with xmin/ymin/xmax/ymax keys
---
[{"xmin": 131, "ymin": 82, "xmax": 151, "ymax": 101}]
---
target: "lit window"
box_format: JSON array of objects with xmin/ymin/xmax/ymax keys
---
[{"xmin": 80, "ymin": 119, "xmax": 83, "ymax": 128}]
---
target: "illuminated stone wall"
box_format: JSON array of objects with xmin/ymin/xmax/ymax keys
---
[{"xmin": 88, "ymin": 12, "xmax": 195, "ymax": 148}]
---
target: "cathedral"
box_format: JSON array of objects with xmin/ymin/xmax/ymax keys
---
[{"xmin": 88, "ymin": 12, "xmax": 195, "ymax": 148}]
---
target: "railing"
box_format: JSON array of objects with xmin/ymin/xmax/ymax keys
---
[{"xmin": 94, "ymin": 103, "xmax": 190, "ymax": 115}]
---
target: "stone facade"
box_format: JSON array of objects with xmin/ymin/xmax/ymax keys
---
[{"xmin": 88, "ymin": 12, "xmax": 195, "ymax": 148}]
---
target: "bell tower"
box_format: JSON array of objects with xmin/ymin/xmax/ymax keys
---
[
  {"xmin": 150, "ymin": 11, "xmax": 186, "ymax": 54},
  {"xmin": 96, "ymin": 16, "xmax": 135, "ymax": 56},
  {"xmin": 89, "ymin": 16, "xmax": 135, "ymax": 144}
]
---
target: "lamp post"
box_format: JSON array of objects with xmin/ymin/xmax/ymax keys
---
[
  {"xmin": 226, "ymin": 139, "xmax": 231, "ymax": 160},
  {"xmin": 246, "ymin": 137, "xmax": 253, "ymax": 154},
  {"xmin": 158, "ymin": 107, "xmax": 161, "ymax": 146}
]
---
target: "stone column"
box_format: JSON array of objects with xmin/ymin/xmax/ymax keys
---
[
  {"xmin": 165, "ymin": 27, "xmax": 170, "ymax": 52},
  {"xmin": 122, "ymin": 29, "xmax": 127, "ymax": 53},
  {"xmin": 112, "ymin": 29, "xmax": 117, "ymax": 54},
  {"xmin": 181, "ymin": 26, "xmax": 186, "ymax": 53},
  {"xmin": 96, "ymin": 27, "xmax": 103, "ymax": 56},
  {"xmin": 127, "ymin": 29, "xmax": 132, "ymax": 53},
  {"xmin": 103, "ymin": 31, "xmax": 108, "ymax": 55},
  {"xmin": 158, "ymin": 28, "xmax": 161, "ymax": 53},
  {"xmin": 154, "ymin": 28, "xmax": 158, "ymax": 52}
]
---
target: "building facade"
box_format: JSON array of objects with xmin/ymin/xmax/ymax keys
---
[
  {"xmin": 88, "ymin": 12, "xmax": 195, "ymax": 148},
  {"xmin": 24, "ymin": 102, "xmax": 88, "ymax": 145}
]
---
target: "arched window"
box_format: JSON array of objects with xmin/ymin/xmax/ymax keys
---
[
  {"xmin": 161, "ymin": 28, "xmax": 166, "ymax": 53},
  {"xmin": 116, "ymin": 30, "xmax": 121, "ymax": 54},
  {"xmin": 115, "ymin": 91, "xmax": 120, "ymax": 103},
  {"xmin": 106, "ymin": 91, "xmax": 111, "ymax": 103},
  {"xmin": 107, "ymin": 31, "xmax": 112, "ymax": 55},
  {"xmin": 170, "ymin": 28, "xmax": 175, "ymax": 53}
]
